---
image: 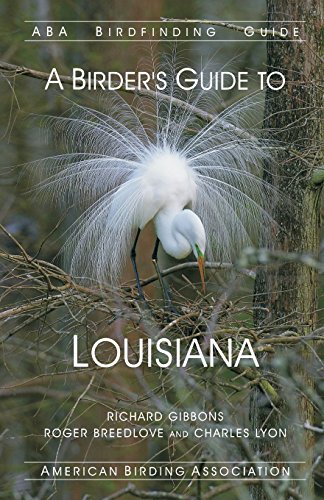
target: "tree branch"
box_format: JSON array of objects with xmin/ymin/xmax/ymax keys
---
[
  {"xmin": 304, "ymin": 421, "xmax": 324, "ymax": 434},
  {"xmin": 205, "ymin": 482, "xmax": 302, "ymax": 500},
  {"xmin": 229, "ymin": 365, "xmax": 280, "ymax": 405},
  {"xmin": 138, "ymin": 261, "xmax": 254, "ymax": 288},
  {"xmin": 161, "ymin": 18, "xmax": 288, "ymax": 39},
  {"xmin": 102, "ymin": 483, "xmax": 194, "ymax": 500}
]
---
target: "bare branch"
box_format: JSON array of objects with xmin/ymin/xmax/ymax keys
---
[
  {"xmin": 160, "ymin": 18, "xmax": 288, "ymax": 39},
  {"xmin": 304, "ymin": 421, "xmax": 324, "ymax": 434},
  {"xmin": 138, "ymin": 261, "xmax": 254, "ymax": 288},
  {"xmin": 102, "ymin": 483, "xmax": 194, "ymax": 500}
]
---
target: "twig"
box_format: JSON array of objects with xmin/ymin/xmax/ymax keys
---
[
  {"xmin": 202, "ymin": 476, "xmax": 302, "ymax": 499},
  {"xmin": 230, "ymin": 365, "xmax": 280, "ymax": 404},
  {"xmin": 202, "ymin": 479, "xmax": 262, "ymax": 499},
  {"xmin": 138, "ymin": 261, "xmax": 254, "ymax": 288},
  {"xmin": 161, "ymin": 17, "xmax": 288, "ymax": 39},
  {"xmin": 256, "ymin": 332, "xmax": 324, "ymax": 345},
  {"xmin": 54, "ymin": 375, "xmax": 95, "ymax": 464},
  {"xmin": 304, "ymin": 421, "xmax": 324, "ymax": 434},
  {"xmin": 102, "ymin": 483, "xmax": 194, "ymax": 500},
  {"xmin": 0, "ymin": 294, "xmax": 63, "ymax": 321},
  {"xmin": 0, "ymin": 223, "xmax": 30, "ymax": 262},
  {"xmin": 237, "ymin": 247, "xmax": 324, "ymax": 272}
]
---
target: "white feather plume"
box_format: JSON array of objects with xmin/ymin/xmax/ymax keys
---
[{"xmin": 28, "ymin": 55, "xmax": 278, "ymax": 286}]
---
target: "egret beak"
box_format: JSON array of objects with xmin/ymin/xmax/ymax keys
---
[{"xmin": 197, "ymin": 254, "xmax": 206, "ymax": 294}]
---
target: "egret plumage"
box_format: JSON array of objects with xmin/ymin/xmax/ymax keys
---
[{"xmin": 30, "ymin": 57, "xmax": 276, "ymax": 296}]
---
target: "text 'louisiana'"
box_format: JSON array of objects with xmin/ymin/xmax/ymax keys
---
[{"xmin": 73, "ymin": 336, "xmax": 259, "ymax": 369}]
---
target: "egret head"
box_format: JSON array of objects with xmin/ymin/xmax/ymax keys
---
[{"xmin": 155, "ymin": 208, "xmax": 207, "ymax": 292}]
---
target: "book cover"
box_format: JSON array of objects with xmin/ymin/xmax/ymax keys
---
[{"xmin": 0, "ymin": 1, "xmax": 322, "ymax": 499}]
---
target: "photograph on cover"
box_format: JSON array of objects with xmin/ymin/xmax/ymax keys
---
[{"xmin": 0, "ymin": 1, "xmax": 323, "ymax": 499}]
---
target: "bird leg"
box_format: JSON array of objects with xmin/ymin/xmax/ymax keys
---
[
  {"xmin": 130, "ymin": 228, "xmax": 145, "ymax": 301},
  {"xmin": 152, "ymin": 238, "xmax": 174, "ymax": 310}
]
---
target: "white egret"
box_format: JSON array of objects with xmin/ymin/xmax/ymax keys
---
[{"xmin": 30, "ymin": 59, "xmax": 276, "ymax": 298}]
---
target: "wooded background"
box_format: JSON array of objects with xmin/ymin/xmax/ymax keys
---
[{"xmin": 0, "ymin": 1, "xmax": 323, "ymax": 499}]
